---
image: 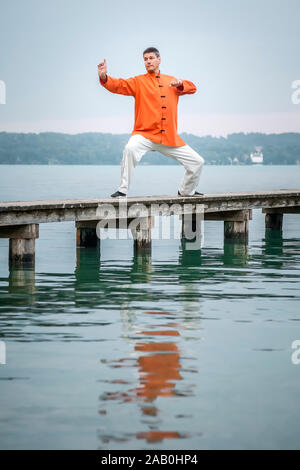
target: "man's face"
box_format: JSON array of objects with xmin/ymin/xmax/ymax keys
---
[{"xmin": 143, "ymin": 52, "xmax": 161, "ymax": 73}]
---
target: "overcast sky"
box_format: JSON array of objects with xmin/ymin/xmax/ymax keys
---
[{"xmin": 0, "ymin": 0, "xmax": 299, "ymax": 136}]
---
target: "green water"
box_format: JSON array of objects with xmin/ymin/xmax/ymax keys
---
[{"xmin": 0, "ymin": 165, "xmax": 300, "ymax": 449}]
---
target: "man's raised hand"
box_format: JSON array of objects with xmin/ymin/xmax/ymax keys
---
[
  {"xmin": 169, "ymin": 79, "xmax": 183, "ymax": 87},
  {"xmin": 98, "ymin": 59, "xmax": 107, "ymax": 80}
]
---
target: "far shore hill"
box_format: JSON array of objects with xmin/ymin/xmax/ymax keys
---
[{"xmin": 0, "ymin": 131, "xmax": 300, "ymax": 165}]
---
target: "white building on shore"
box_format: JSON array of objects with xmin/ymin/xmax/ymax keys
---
[{"xmin": 250, "ymin": 146, "xmax": 264, "ymax": 164}]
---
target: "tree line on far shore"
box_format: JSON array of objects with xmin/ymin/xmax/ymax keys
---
[{"xmin": 0, "ymin": 131, "xmax": 300, "ymax": 165}]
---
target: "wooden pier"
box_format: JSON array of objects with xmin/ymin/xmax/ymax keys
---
[{"xmin": 0, "ymin": 190, "xmax": 300, "ymax": 267}]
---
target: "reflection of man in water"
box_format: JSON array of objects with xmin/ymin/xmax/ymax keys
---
[
  {"xmin": 135, "ymin": 327, "xmax": 183, "ymax": 443},
  {"xmin": 99, "ymin": 314, "xmax": 184, "ymax": 443},
  {"xmin": 98, "ymin": 47, "xmax": 204, "ymax": 198},
  {"xmin": 135, "ymin": 329, "xmax": 182, "ymax": 401}
]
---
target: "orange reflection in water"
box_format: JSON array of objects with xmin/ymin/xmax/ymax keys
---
[
  {"xmin": 136, "ymin": 431, "xmax": 182, "ymax": 443},
  {"xmin": 135, "ymin": 322, "xmax": 183, "ymax": 443},
  {"xmin": 135, "ymin": 334, "xmax": 182, "ymax": 401},
  {"xmin": 100, "ymin": 314, "xmax": 185, "ymax": 444}
]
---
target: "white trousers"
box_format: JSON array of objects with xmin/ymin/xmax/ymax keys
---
[{"xmin": 118, "ymin": 134, "xmax": 205, "ymax": 195}]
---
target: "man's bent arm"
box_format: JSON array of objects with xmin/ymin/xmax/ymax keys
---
[
  {"xmin": 175, "ymin": 80, "xmax": 197, "ymax": 96},
  {"xmin": 99, "ymin": 75, "xmax": 137, "ymax": 97}
]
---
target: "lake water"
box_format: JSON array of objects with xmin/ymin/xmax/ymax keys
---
[{"xmin": 0, "ymin": 164, "xmax": 300, "ymax": 450}]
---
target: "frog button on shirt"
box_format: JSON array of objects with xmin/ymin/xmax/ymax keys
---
[{"xmin": 99, "ymin": 70, "xmax": 197, "ymax": 147}]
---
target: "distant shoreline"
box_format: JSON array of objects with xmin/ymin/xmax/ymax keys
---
[{"xmin": 1, "ymin": 131, "xmax": 300, "ymax": 165}]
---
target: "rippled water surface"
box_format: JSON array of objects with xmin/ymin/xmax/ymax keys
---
[{"xmin": 0, "ymin": 165, "xmax": 300, "ymax": 449}]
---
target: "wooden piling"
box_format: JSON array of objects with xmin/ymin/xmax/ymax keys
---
[
  {"xmin": 131, "ymin": 216, "xmax": 153, "ymax": 252},
  {"xmin": 181, "ymin": 212, "xmax": 204, "ymax": 251},
  {"xmin": 265, "ymin": 213, "xmax": 283, "ymax": 231},
  {"xmin": 224, "ymin": 220, "xmax": 249, "ymax": 242},
  {"xmin": 223, "ymin": 210, "xmax": 251, "ymax": 242},
  {"xmin": 76, "ymin": 226, "xmax": 99, "ymax": 247},
  {"xmin": 9, "ymin": 238, "xmax": 36, "ymax": 265},
  {"xmin": 0, "ymin": 224, "xmax": 39, "ymax": 267}
]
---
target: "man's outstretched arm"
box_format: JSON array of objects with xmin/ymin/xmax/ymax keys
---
[
  {"xmin": 170, "ymin": 78, "xmax": 197, "ymax": 95},
  {"xmin": 97, "ymin": 59, "xmax": 136, "ymax": 96}
]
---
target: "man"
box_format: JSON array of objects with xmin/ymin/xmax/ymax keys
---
[{"xmin": 97, "ymin": 47, "xmax": 204, "ymax": 198}]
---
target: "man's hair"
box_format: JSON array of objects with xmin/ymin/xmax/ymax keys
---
[{"xmin": 143, "ymin": 47, "xmax": 160, "ymax": 57}]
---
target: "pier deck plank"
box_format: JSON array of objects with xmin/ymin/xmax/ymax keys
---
[{"xmin": 0, "ymin": 190, "xmax": 300, "ymax": 226}]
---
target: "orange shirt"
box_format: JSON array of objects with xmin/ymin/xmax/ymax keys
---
[{"xmin": 99, "ymin": 70, "xmax": 197, "ymax": 147}]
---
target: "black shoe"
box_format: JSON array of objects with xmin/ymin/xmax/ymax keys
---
[
  {"xmin": 178, "ymin": 191, "xmax": 204, "ymax": 196},
  {"xmin": 111, "ymin": 191, "xmax": 127, "ymax": 198}
]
